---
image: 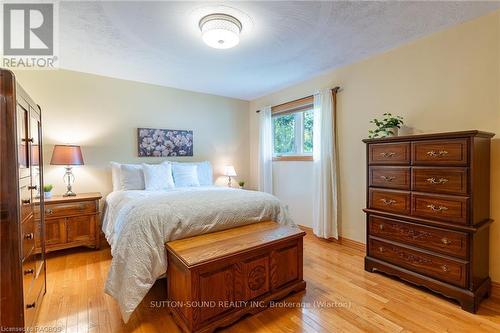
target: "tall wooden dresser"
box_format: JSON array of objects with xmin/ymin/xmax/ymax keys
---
[
  {"xmin": 363, "ymin": 130, "xmax": 494, "ymax": 313},
  {"xmin": 1, "ymin": 69, "xmax": 46, "ymax": 329}
]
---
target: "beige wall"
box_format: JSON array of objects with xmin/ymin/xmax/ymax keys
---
[
  {"xmin": 249, "ymin": 11, "xmax": 500, "ymax": 280},
  {"xmin": 13, "ymin": 70, "xmax": 250, "ymax": 196}
]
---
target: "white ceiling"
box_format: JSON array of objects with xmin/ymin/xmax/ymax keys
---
[{"xmin": 59, "ymin": 1, "xmax": 500, "ymax": 100}]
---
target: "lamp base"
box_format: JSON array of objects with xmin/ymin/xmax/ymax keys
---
[{"xmin": 63, "ymin": 166, "xmax": 77, "ymax": 197}]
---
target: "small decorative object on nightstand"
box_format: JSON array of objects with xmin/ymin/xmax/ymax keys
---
[
  {"xmin": 224, "ymin": 165, "xmax": 237, "ymax": 187},
  {"xmin": 34, "ymin": 192, "xmax": 102, "ymax": 253},
  {"xmin": 43, "ymin": 184, "xmax": 53, "ymax": 199},
  {"xmin": 238, "ymin": 180, "xmax": 245, "ymax": 189},
  {"xmin": 50, "ymin": 144, "xmax": 84, "ymax": 197}
]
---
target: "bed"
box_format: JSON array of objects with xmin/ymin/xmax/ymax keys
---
[{"xmin": 102, "ymin": 186, "xmax": 293, "ymax": 322}]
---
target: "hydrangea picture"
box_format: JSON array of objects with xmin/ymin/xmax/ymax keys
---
[{"xmin": 137, "ymin": 128, "xmax": 193, "ymax": 157}]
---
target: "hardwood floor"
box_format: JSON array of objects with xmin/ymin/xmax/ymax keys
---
[{"xmin": 35, "ymin": 230, "xmax": 500, "ymax": 333}]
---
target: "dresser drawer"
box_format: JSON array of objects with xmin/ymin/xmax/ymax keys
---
[
  {"xmin": 19, "ymin": 177, "xmax": 33, "ymax": 222},
  {"xmin": 368, "ymin": 215, "xmax": 468, "ymax": 259},
  {"xmin": 369, "ymin": 238, "xmax": 467, "ymax": 287},
  {"xmin": 369, "ymin": 167, "xmax": 410, "ymax": 190},
  {"xmin": 412, "ymin": 139, "xmax": 468, "ymax": 166},
  {"xmin": 34, "ymin": 219, "xmax": 42, "ymax": 250},
  {"xmin": 45, "ymin": 200, "xmax": 97, "ymax": 219},
  {"xmin": 23, "ymin": 261, "xmax": 45, "ymax": 327},
  {"xmin": 412, "ymin": 167, "xmax": 468, "ymax": 195},
  {"xmin": 22, "ymin": 254, "xmax": 36, "ymax": 296},
  {"xmin": 411, "ymin": 193, "xmax": 469, "ymax": 224},
  {"xmin": 21, "ymin": 217, "xmax": 35, "ymax": 260},
  {"xmin": 369, "ymin": 142, "xmax": 410, "ymax": 165},
  {"xmin": 369, "ymin": 189, "xmax": 410, "ymax": 215}
]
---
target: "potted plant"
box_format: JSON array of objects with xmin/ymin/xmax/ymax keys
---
[
  {"xmin": 368, "ymin": 113, "xmax": 404, "ymax": 138},
  {"xmin": 238, "ymin": 180, "xmax": 245, "ymax": 189},
  {"xmin": 43, "ymin": 184, "xmax": 53, "ymax": 199}
]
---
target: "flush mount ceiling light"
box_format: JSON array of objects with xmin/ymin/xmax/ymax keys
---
[{"xmin": 199, "ymin": 13, "xmax": 242, "ymax": 49}]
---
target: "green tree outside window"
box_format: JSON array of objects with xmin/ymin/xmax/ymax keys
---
[{"xmin": 273, "ymin": 109, "xmax": 313, "ymax": 156}]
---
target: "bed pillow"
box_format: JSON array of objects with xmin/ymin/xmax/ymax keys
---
[
  {"xmin": 172, "ymin": 161, "xmax": 213, "ymax": 186},
  {"xmin": 110, "ymin": 162, "xmax": 122, "ymax": 191},
  {"xmin": 172, "ymin": 164, "xmax": 200, "ymax": 187},
  {"xmin": 142, "ymin": 162, "xmax": 175, "ymax": 190},
  {"xmin": 120, "ymin": 164, "xmax": 145, "ymax": 190}
]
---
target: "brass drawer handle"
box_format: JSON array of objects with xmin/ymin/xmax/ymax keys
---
[
  {"xmin": 45, "ymin": 208, "xmax": 53, "ymax": 215},
  {"xmin": 441, "ymin": 265, "xmax": 449, "ymax": 272},
  {"xmin": 426, "ymin": 177, "xmax": 449, "ymax": 185},
  {"xmin": 24, "ymin": 268, "xmax": 34, "ymax": 275},
  {"xmin": 21, "ymin": 199, "xmax": 31, "ymax": 205},
  {"xmin": 26, "ymin": 302, "xmax": 36, "ymax": 309},
  {"xmin": 378, "ymin": 246, "xmax": 384, "ymax": 253},
  {"xmin": 24, "ymin": 233, "xmax": 34, "ymax": 240},
  {"xmin": 441, "ymin": 238, "xmax": 451, "ymax": 245},
  {"xmin": 28, "ymin": 185, "xmax": 37, "ymax": 190},
  {"xmin": 426, "ymin": 204, "xmax": 448, "ymax": 212},
  {"xmin": 380, "ymin": 198, "xmax": 396, "ymax": 205},
  {"xmin": 378, "ymin": 224, "xmax": 384, "ymax": 230},
  {"xmin": 426, "ymin": 150, "xmax": 449, "ymax": 158},
  {"xmin": 380, "ymin": 152, "xmax": 396, "ymax": 158},
  {"xmin": 26, "ymin": 138, "xmax": 34, "ymax": 143},
  {"xmin": 380, "ymin": 176, "xmax": 395, "ymax": 182}
]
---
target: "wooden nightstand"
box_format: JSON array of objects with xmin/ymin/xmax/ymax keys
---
[{"xmin": 35, "ymin": 192, "xmax": 102, "ymax": 253}]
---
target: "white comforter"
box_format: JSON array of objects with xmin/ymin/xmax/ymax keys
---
[{"xmin": 102, "ymin": 186, "xmax": 293, "ymax": 322}]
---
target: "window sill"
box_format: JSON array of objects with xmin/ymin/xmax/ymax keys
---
[{"xmin": 273, "ymin": 155, "xmax": 313, "ymax": 162}]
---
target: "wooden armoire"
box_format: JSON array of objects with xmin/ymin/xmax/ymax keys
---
[{"xmin": 1, "ymin": 69, "xmax": 46, "ymax": 329}]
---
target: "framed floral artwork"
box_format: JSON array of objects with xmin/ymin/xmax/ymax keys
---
[{"xmin": 137, "ymin": 128, "xmax": 193, "ymax": 157}]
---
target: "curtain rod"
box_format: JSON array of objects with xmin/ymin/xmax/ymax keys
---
[{"xmin": 255, "ymin": 86, "xmax": 341, "ymax": 113}]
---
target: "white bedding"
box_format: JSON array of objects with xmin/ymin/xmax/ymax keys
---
[{"xmin": 102, "ymin": 186, "xmax": 294, "ymax": 322}]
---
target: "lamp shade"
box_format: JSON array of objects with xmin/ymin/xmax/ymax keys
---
[
  {"xmin": 223, "ymin": 165, "xmax": 237, "ymax": 177},
  {"xmin": 50, "ymin": 145, "xmax": 84, "ymax": 165}
]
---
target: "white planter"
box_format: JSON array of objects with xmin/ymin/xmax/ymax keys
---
[
  {"xmin": 44, "ymin": 192, "xmax": 52, "ymax": 199},
  {"xmin": 386, "ymin": 127, "xmax": 399, "ymax": 137}
]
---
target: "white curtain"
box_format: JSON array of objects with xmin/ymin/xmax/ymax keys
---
[
  {"xmin": 312, "ymin": 89, "xmax": 339, "ymax": 239},
  {"xmin": 258, "ymin": 106, "xmax": 273, "ymax": 194}
]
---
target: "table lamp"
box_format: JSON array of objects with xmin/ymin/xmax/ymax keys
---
[
  {"xmin": 50, "ymin": 145, "xmax": 84, "ymax": 196},
  {"xmin": 223, "ymin": 165, "xmax": 237, "ymax": 187}
]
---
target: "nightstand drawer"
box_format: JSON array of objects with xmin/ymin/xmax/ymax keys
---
[{"xmin": 44, "ymin": 201, "xmax": 97, "ymax": 218}]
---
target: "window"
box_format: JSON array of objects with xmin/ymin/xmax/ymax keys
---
[{"xmin": 272, "ymin": 96, "xmax": 314, "ymax": 161}]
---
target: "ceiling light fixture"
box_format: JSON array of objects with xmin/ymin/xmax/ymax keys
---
[{"xmin": 199, "ymin": 13, "xmax": 242, "ymax": 49}]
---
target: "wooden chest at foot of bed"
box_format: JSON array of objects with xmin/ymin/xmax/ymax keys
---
[{"xmin": 165, "ymin": 222, "xmax": 306, "ymax": 333}]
